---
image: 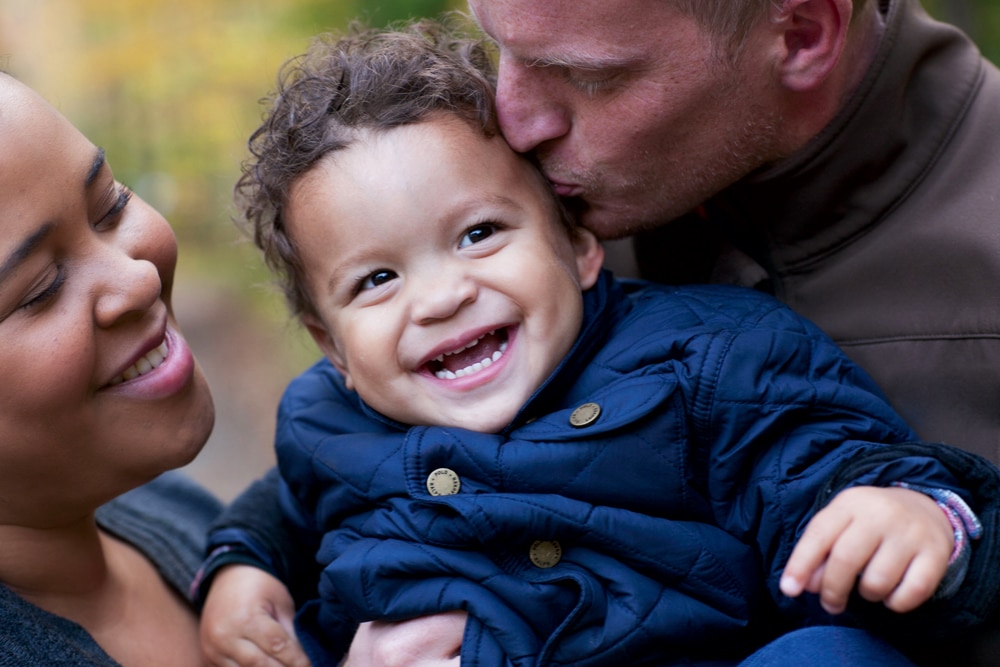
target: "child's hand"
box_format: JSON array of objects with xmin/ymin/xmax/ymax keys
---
[
  {"xmin": 341, "ymin": 611, "xmax": 467, "ymax": 667},
  {"xmin": 201, "ymin": 564, "xmax": 310, "ymax": 667},
  {"xmin": 780, "ymin": 485, "xmax": 954, "ymax": 615}
]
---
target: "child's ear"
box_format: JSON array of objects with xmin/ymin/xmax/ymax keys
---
[
  {"xmin": 301, "ymin": 312, "xmax": 355, "ymax": 390},
  {"xmin": 573, "ymin": 228, "xmax": 605, "ymax": 290}
]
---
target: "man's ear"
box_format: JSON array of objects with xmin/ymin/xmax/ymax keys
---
[
  {"xmin": 771, "ymin": 0, "xmax": 852, "ymax": 91},
  {"xmin": 573, "ymin": 228, "xmax": 605, "ymax": 290},
  {"xmin": 301, "ymin": 312, "xmax": 355, "ymax": 390}
]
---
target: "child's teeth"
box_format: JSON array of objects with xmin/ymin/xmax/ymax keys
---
[
  {"xmin": 436, "ymin": 332, "xmax": 491, "ymax": 363},
  {"xmin": 433, "ymin": 338, "xmax": 507, "ymax": 381}
]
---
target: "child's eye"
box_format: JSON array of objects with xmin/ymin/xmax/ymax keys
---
[
  {"xmin": 359, "ymin": 269, "xmax": 397, "ymax": 292},
  {"xmin": 459, "ymin": 223, "xmax": 498, "ymax": 248}
]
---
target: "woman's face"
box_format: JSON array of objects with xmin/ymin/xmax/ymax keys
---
[{"xmin": 0, "ymin": 76, "xmax": 214, "ymax": 525}]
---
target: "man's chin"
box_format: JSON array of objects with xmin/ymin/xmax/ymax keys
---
[{"xmin": 575, "ymin": 202, "xmax": 654, "ymax": 241}]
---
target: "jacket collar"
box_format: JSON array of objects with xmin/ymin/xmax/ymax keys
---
[
  {"xmin": 706, "ymin": 0, "xmax": 984, "ymax": 279},
  {"xmin": 506, "ymin": 269, "xmax": 623, "ymax": 431}
]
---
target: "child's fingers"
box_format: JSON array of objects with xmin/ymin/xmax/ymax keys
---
[
  {"xmin": 814, "ymin": 522, "xmax": 880, "ymax": 615},
  {"xmin": 200, "ymin": 565, "xmax": 309, "ymax": 667},
  {"xmin": 853, "ymin": 537, "xmax": 914, "ymax": 606},
  {"xmin": 202, "ymin": 603, "xmax": 308, "ymax": 667},
  {"xmin": 204, "ymin": 627, "xmax": 307, "ymax": 667},
  {"xmin": 880, "ymin": 550, "xmax": 949, "ymax": 613},
  {"xmin": 780, "ymin": 502, "xmax": 851, "ymax": 598},
  {"xmin": 246, "ymin": 619, "xmax": 310, "ymax": 667}
]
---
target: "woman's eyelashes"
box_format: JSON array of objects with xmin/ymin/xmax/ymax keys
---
[
  {"xmin": 19, "ymin": 266, "xmax": 66, "ymax": 311},
  {"xmin": 17, "ymin": 183, "xmax": 132, "ymax": 314},
  {"xmin": 94, "ymin": 184, "xmax": 133, "ymax": 229}
]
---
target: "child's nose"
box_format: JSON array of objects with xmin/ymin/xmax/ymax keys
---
[{"xmin": 410, "ymin": 269, "xmax": 478, "ymax": 324}]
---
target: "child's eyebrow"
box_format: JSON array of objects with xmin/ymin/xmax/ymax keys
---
[{"xmin": 446, "ymin": 193, "xmax": 524, "ymax": 219}]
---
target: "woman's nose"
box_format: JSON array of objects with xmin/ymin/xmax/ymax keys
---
[
  {"xmin": 495, "ymin": 55, "xmax": 571, "ymax": 154},
  {"xmin": 93, "ymin": 251, "xmax": 162, "ymax": 328}
]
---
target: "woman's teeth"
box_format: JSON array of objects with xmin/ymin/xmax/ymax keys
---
[
  {"xmin": 432, "ymin": 334, "xmax": 508, "ymax": 380},
  {"xmin": 109, "ymin": 341, "xmax": 168, "ymax": 386}
]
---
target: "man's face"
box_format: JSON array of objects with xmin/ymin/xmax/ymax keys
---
[{"xmin": 470, "ymin": 0, "xmax": 785, "ymax": 238}]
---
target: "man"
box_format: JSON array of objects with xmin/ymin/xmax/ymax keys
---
[{"xmin": 468, "ymin": 0, "xmax": 1000, "ymax": 466}]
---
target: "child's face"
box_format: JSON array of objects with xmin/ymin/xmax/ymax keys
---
[{"xmin": 287, "ymin": 115, "xmax": 604, "ymax": 432}]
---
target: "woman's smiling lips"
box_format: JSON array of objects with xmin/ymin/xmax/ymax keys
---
[
  {"xmin": 108, "ymin": 340, "xmax": 168, "ymax": 386},
  {"xmin": 103, "ymin": 326, "xmax": 197, "ymax": 399}
]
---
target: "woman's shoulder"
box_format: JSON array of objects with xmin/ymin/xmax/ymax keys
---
[{"xmin": 96, "ymin": 472, "xmax": 224, "ymax": 598}]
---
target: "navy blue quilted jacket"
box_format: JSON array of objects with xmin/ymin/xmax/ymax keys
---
[{"xmin": 260, "ymin": 272, "xmax": 994, "ymax": 666}]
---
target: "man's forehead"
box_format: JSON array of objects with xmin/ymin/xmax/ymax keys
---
[{"xmin": 468, "ymin": 0, "xmax": 634, "ymax": 67}]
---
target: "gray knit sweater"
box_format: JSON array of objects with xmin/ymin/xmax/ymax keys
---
[{"xmin": 0, "ymin": 472, "xmax": 222, "ymax": 666}]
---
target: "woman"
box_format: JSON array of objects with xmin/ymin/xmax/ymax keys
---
[{"xmin": 0, "ymin": 72, "xmax": 220, "ymax": 665}]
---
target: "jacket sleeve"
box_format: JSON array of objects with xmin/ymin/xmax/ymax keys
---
[
  {"xmin": 193, "ymin": 467, "xmax": 323, "ymax": 608},
  {"xmin": 693, "ymin": 303, "xmax": 994, "ymax": 631}
]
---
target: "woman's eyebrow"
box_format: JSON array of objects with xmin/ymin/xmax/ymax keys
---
[
  {"xmin": 84, "ymin": 147, "xmax": 106, "ymax": 188},
  {"xmin": 0, "ymin": 148, "xmax": 105, "ymax": 285}
]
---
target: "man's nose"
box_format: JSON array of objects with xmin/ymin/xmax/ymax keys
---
[{"xmin": 495, "ymin": 55, "xmax": 571, "ymax": 154}]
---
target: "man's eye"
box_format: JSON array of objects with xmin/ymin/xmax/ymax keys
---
[
  {"xmin": 360, "ymin": 269, "xmax": 397, "ymax": 291},
  {"xmin": 460, "ymin": 223, "xmax": 497, "ymax": 248},
  {"xmin": 564, "ymin": 69, "xmax": 622, "ymax": 96}
]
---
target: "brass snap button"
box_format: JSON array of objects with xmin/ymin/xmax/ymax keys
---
[
  {"xmin": 426, "ymin": 468, "xmax": 461, "ymax": 496},
  {"xmin": 529, "ymin": 540, "xmax": 562, "ymax": 568},
  {"xmin": 569, "ymin": 402, "xmax": 601, "ymax": 428}
]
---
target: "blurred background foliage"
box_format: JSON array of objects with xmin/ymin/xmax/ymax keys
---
[
  {"xmin": 0, "ymin": 0, "xmax": 461, "ymax": 330},
  {"xmin": 0, "ymin": 0, "xmax": 464, "ymax": 498},
  {"xmin": 0, "ymin": 0, "xmax": 996, "ymax": 498}
]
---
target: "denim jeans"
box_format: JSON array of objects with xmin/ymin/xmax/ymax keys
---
[{"xmin": 738, "ymin": 627, "xmax": 916, "ymax": 667}]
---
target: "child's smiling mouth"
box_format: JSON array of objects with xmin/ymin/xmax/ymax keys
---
[{"xmin": 428, "ymin": 328, "xmax": 510, "ymax": 380}]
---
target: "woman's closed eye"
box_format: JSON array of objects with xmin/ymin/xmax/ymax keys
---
[
  {"xmin": 94, "ymin": 184, "xmax": 133, "ymax": 230},
  {"xmin": 19, "ymin": 266, "xmax": 66, "ymax": 311}
]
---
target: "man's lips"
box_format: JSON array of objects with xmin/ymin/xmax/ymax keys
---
[{"xmin": 546, "ymin": 175, "xmax": 583, "ymax": 198}]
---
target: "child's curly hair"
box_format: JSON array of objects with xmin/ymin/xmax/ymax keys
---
[{"xmin": 235, "ymin": 16, "xmax": 498, "ymax": 318}]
